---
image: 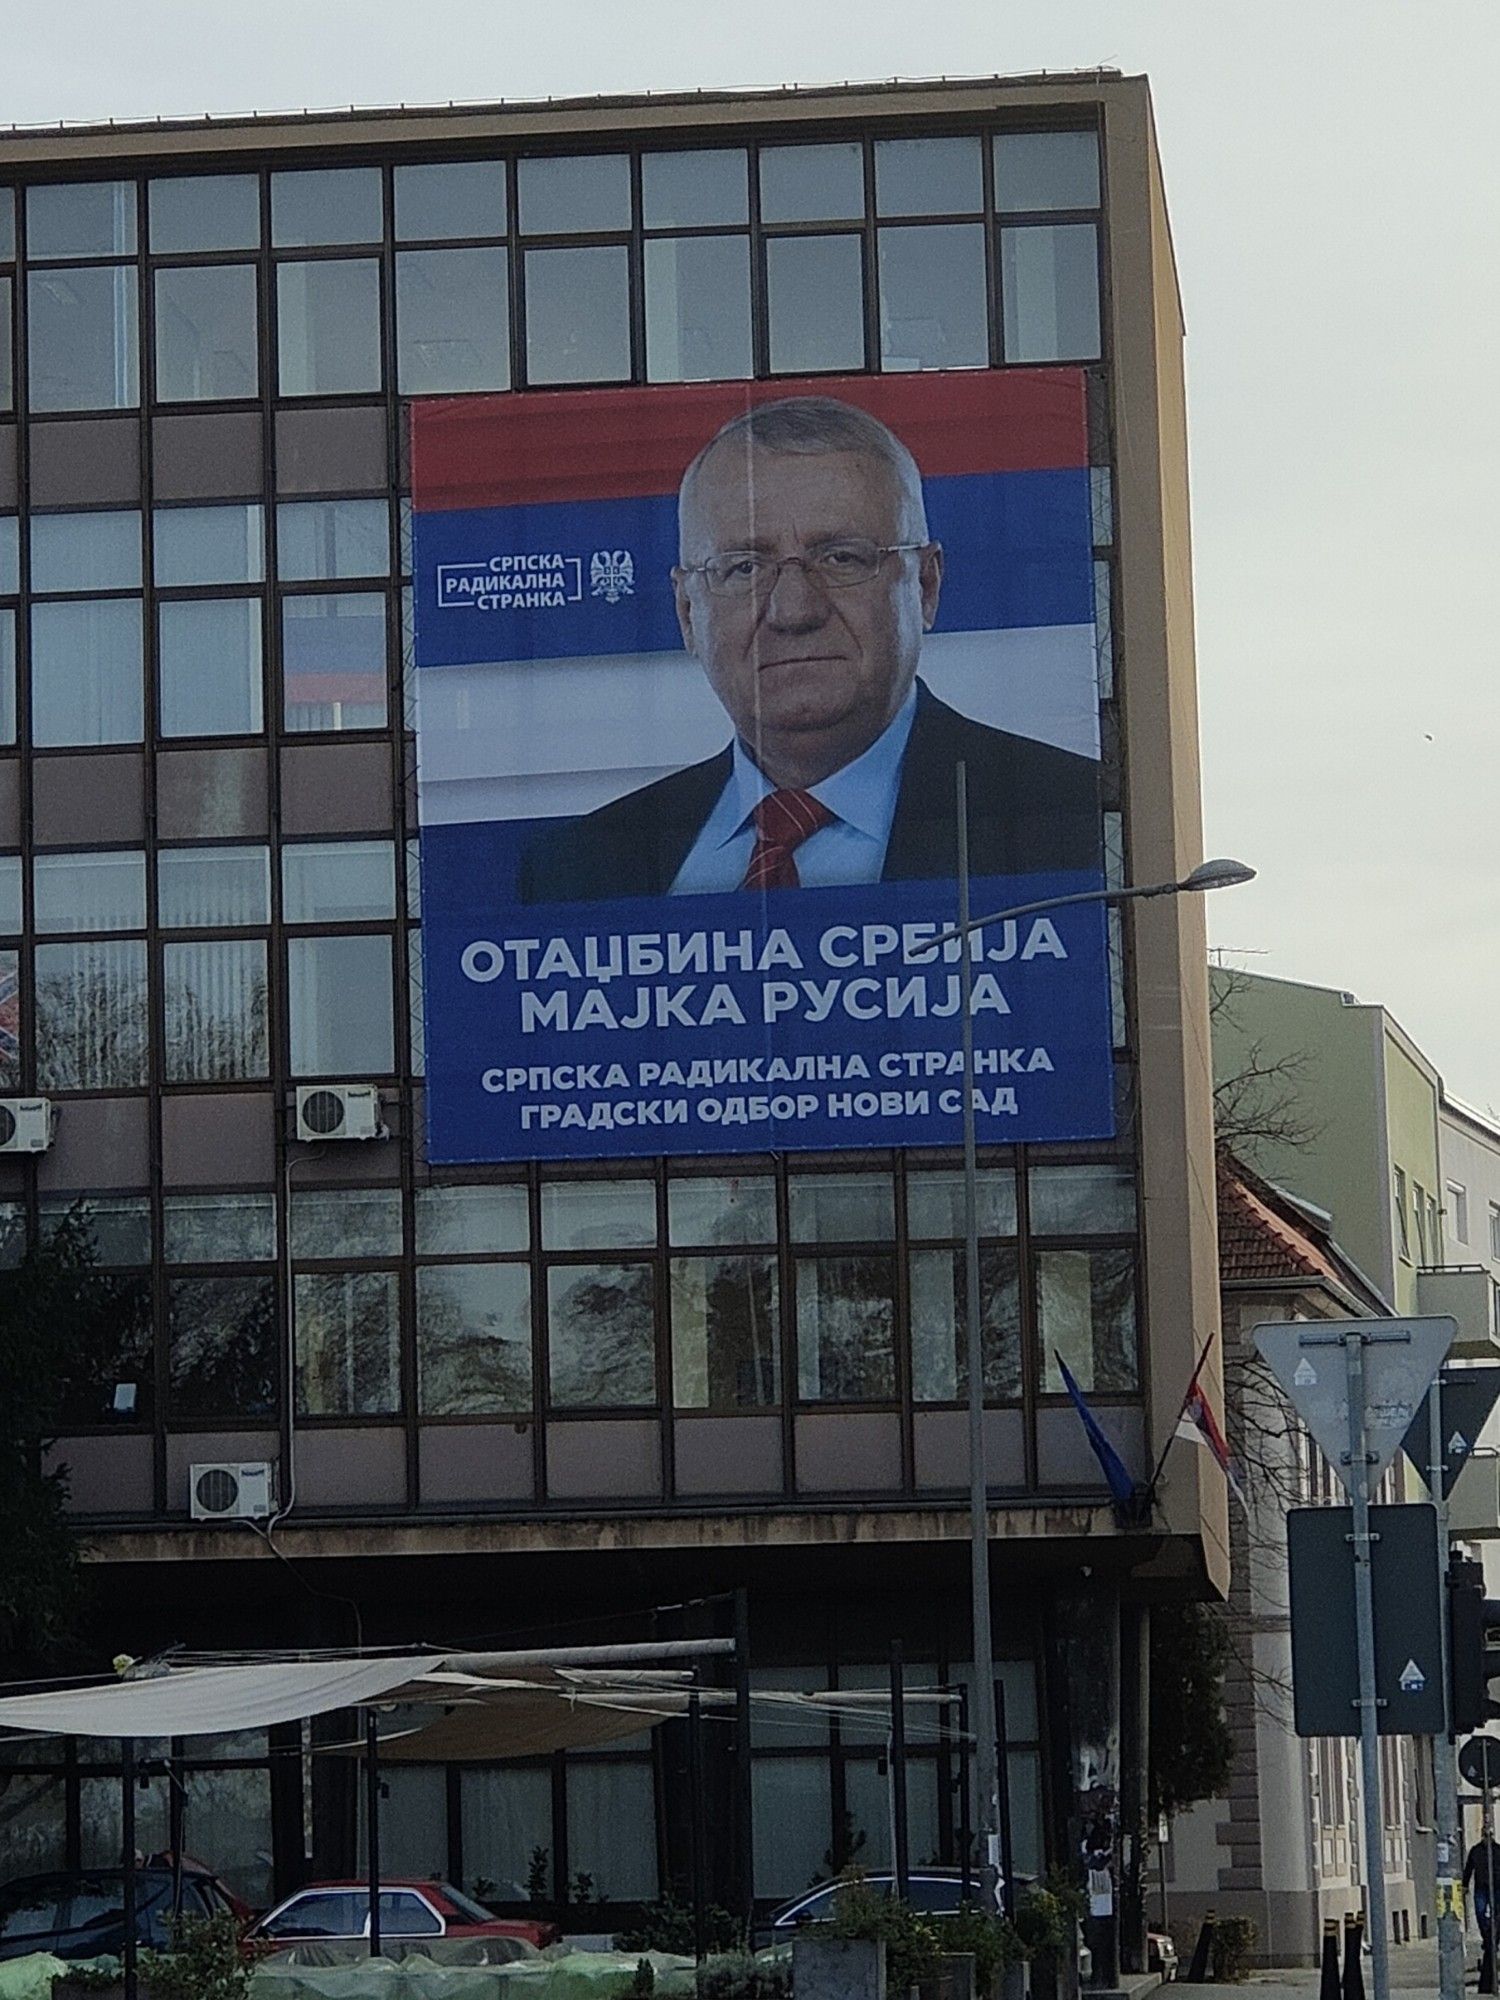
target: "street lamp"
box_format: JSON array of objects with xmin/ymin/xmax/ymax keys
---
[{"xmin": 942, "ymin": 761, "xmax": 1254, "ymax": 1911}]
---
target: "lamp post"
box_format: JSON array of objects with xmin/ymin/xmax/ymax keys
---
[{"xmin": 943, "ymin": 761, "xmax": 1254, "ymax": 1910}]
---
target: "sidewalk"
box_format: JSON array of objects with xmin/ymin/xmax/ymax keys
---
[{"xmin": 1179, "ymin": 1939, "xmax": 1474, "ymax": 2000}]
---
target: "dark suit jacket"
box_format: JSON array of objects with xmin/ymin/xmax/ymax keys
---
[{"xmin": 518, "ymin": 683, "xmax": 1101, "ymax": 904}]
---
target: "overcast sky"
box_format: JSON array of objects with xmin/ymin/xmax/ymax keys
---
[{"xmin": 6, "ymin": 0, "xmax": 1497, "ymax": 1111}]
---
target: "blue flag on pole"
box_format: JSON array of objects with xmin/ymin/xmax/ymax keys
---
[{"xmin": 1055, "ymin": 1351, "xmax": 1139, "ymax": 1509}]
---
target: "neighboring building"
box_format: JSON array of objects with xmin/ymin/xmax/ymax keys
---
[
  {"xmin": 1438, "ymin": 1092, "xmax": 1500, "ymax": 1316},
  {"xmin": 1165, "ymin": 1151, "xmax": 1422, "ymax": 1966},
  {"xmin": 0, "ymin": 72, "xmax": 1229, "ymax": 1948}
]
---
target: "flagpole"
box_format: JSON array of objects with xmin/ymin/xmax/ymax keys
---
[{"xmin": 1142, "ymin": 1332, "xmax": 1218, "ymax": 1508}]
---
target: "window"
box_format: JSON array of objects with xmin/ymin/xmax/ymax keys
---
[
  {"xmin": 35, "ymin": 940, "xmax": 148, "ymax": 1088},
  {"xmin": 157, "ymin": 846, "xmax": 270, "ymax": 927},
  {"xmin": 31, "ymin": 511, "xmax": 141, "ymax": 594},
  {"xmin": 415, "ymin": 1184, "xmax": 528, "ymax": 1255},
  {"xmin": 0, "ymin": 856, "xmax": 22, "ymax": 931},
  {"xmin": 154, "ymin": 504, "xmax": 264, "ymax": 587},
  {"xmin": 541, "ymin": 1179, "xmax": 655, "ymax": 1250},
  {"xmin": 1038, "ymin": 1247, "xmax": 1137, "ymax": 1392},
  {"xmin": 271, "ymin": 169, "xmax": 382, "ymax": 247},
  {"xmin": 1447, "ymin": 1182, "xmax": 1469, "ymax": 1247},
  {"xmin": 168, "ymin": 1276, "xmax": 278, "ymax": 1420},
  {"xmin": 0, "ymin": 188, "xmax": 14, "ymax": 260},
  {"xmin": 154, "ymin": 265, "xmax": 258, "ymax": 401},
  {"xmin": 1394, "ymin": 1166, "xmax": 1411, "ymax": 1261},
  {"xmin": 874, "ymin": 137, "xmax": 983, "ymax": 217},
  {"xmin": 641, "ymin": 150, "xmax": 748, "ymax": 228},
  {"xmin": 393, "ymin": 160, "xmax": 507, "ymax": 241},
  {"xmin": 547, "ymin": 1263, "xmax": 655, "ymax": 1407},
  {"xmin": 295, "ymin": 1270, "xmax": 400, "ymax": 1416},
  {"xmin": 0, "ymin": 516, "xmax": 16, "ymax": 593},
  {"xmin": 1412, "ymin": 1182, "xmax": 1429, "ymax": 1263},
  {"xmin": 27, "ymin": 267, "xmax": 139, "ymax": 411},
  {"xmin": 759, "ymin": 143, "xmax": 864, "ymax": 223},
  {"xmin": 149, "ymin": 175, "xmax": 260, "ymax": 254},
  {"xmin": 282, "ymin": 841, "xmax": 397, "ymax": 922},
  {"xmin": 671, "ymin": 1254, "xmax": 779, "ymax": 1408},
  {"xmin": 163, "ymin": 1192, "xmax": 276, "ymax": 1263},
  {"xmin": 30, "ymin": 599, "xmax": 143, "ymax": 746},
  {"xmin": 396, "ymin": 248, "xmax": 510, "ymax": 394},
  {"xmin": 0, "ymin": 277, "xmax": 12, "ymax": 413},
  {"xmin": 163, "ymin": 937, "xmax": 268, "ymax": 1080},
  {"xmin": 281, "ymin": 591, "xmax": 388, "ymax": 732},
  {"xmin": 644, "ymin": 237, "xmax": 752, "ymax": 383},
  {"xmin": 277, "ymin": 500, "xmax": 389, "ymax": 582},
  {"xmin": 517, "ymin": 155, "xmax": 630, "ymax": 235},
  {"xmin": 524, "ymin": 245, "xmax": 630, "ymax": 384},
  {"xmin": 993, "ymin": 131, "xmax": 1100, "ymax": 212},
  {"xmin": 0, "ymin": 612, "xmax": 13, "ymax": 748},
  {"xmin": 877, "ymin": 224, "xmax": 988, "ymax": 371},
  {"xmin": 28, "ymin": 181, "xmax": 135, "ymax": 259},
  {"xmin": 1490, "ymin": 1203, "xmax": 1500, "ymax": 1263},
  {"xmin": 276, "ymin": 260, "xmax": 382, "ymax": 396},
  {"xmin": 33, "ymin": 851, "xmax": 146, "ymax": 933},
  {"xmin": 910, "ymin": 1246, "xmax": 1021, "ymax": 1401},
  {"xmin": 1029, "ymin": 1163, "xmax": 1136, "ymax": 1234},
  {"xmin": 416, "ymin": 1263, "xmax": 532, "ymax": 1414},
  {"xmin": 292, "ymin": 1187, "xmax": 402, "ymax": 1259},
  {"xmin": 668, "ymin": 1175, "xmax": 777, "ymax": 1246},
  {"xmin": 795, "ymin": 1252, "xmax": 895, "ymax": 1402},
  {"xmin": 789, "ymin": 1174, "xmax": 894, "ymax": 1243},
  {"xmin": 158, "ymin": 597, "xmax": 263, "ymax": 736},
  {"xmin": 1000, "ymin": 223, "xmax": 1101, "ymax": 362},
  {"xmin": 766, "ymin": 236, "xmax": 865, "ymax": 374},
  {"xmin": 287, "ymin": 934, "xmax": 394, "ymax": 1075}
]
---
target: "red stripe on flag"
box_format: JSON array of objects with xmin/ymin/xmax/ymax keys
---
[{"xmin": 410, "ymin": 369, "xmax": 1091, "ymax": 514}]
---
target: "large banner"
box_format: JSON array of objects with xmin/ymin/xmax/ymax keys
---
[{"xmin": 411, "ymin": 371, "xmax": 1113, "ymax": 1163}]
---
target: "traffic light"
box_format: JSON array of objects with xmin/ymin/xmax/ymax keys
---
[{"xmin": 1448, "ymin": 1554, "xmax": 1500, "ymax": 1732}]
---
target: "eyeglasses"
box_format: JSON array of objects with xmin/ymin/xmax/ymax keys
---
[{"xmin": 683, "ymin": 538, "xmax": 926, "ymax": 599}]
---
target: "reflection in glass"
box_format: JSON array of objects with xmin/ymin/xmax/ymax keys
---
[
  {"xmin": 0, "ymin": 613, "xmax": 13, "ymax": 748},
  {"xmin": 0, "ymin": 516, "xmax": 16, "ymax": 593},
  {"xmin": 524, "ymin": 245, "xmax": 630, "ymax": 384},
  {"xmin": 460, "ymin": 1767, "xmax": 551, "ymax": 1904},
  {"xmin": 27, "ymin": 182, "xmax": 136, "ymax": 259},
  {"xmin": 1000, "ymin": 223, "xmax": 1100, "ymax": 363},
  {"xmin": 277, "ymin": 499, "xmax": 390, "ymax": 582},
  {"xmin": 415, "ymin": 1183, "xmax": 529, "ymax": 1256},
  {"xmin": 877, "ymin": 224, "xmax": 987, "ymax": 371},
  {"xmin": 874, "ymin": 137, "xmax": 984, "ymax": 217},
  {"xmin": 1029, "ymin": 1163, "xmax": 1136, "ymax": 1234},
  {"xmin": 0, "ymin": 861, "xmax": 20, "ymax": 931},
  {"xmin": 517, "ymin": 155, "xmax": 630, "ymax": 235},
  {"xmin": 541, "ymin": 1180, "xmax": 655, "ymax": 1250},
  {"xmin": 168, "ymin": 1276, "xmax": 277, "ymax": 1419},
  {"xmin": 154, "ymin": 265, "xmax": 259, "ymax": 401},
  {"xmin": 271, "ymin": 169, "xmax": 382, "ymax": 246},
  {"xmin": 163, "ymin": 937, "xmax": 269, "ymax": 1081},
  {"xmin": 158, "ymin": 597, "xmax": 262, "ymax": 736},
  {"xmin": 295, "ymin": 1269, "xmax": 400, "ymax": 1415},
  {"xmin": 33, "ymin": 851, "xmax": 146, "ymax": 934},
  {"xmin": 906, "ymin": 1168, "xmax": 1016, "ymax": 1240},
  {"xmin": 766, "ymin": 235, "xmax": 864, "ymax": 374},
  {"xmin": 154, "ymin": 504, "xmax": 264, "ymax": 586},
  {"xmin": 667, "ymin": 1176, "xmax": 776, "ymax": 1246},
  {"xmin": 0, "ymin": 277, "xmax": 11, "ymax": 411},
  {"xmin": 394, "ymin": 161, "xmax": 507, "ymax": 241},
  {"xmin": 40, "ymin": 1195, "xmax": 151, "ymax": 1265},
  {"xmin": 291, "ymin": 1186, "xmax": 402, "ymax": 1261},
  {"xmin": 27, "ymin": 267, "xmax": 138, "ymax": 411},
  {"xmin": 1038, "ymin": 1246, "xmax": 1137, "ymax": 1391},
  {"xmin": 566, "ymin": 1761, "xmax": 658, "ymax": 1901},
  {"xmin": 752, "ymin": 1759, "xmax": 830, "ymax": 1899},
  {"xmin": 795, "ymin": 1253, "xmax": 895, "ymax": 1401},
  {"xmin": 645, "ymin": 237, "xmax": 751, "ymax": 383},
  {"xmin": 396, "ymin": 247, "xmax": 510, "ymax": 395},
  {"xmin": 788, "ymin": 1174, "xmax": 894, "ymax": 1244},
  {"xmin": 844, "ymin": 1758, "xmax": 941, "ymax": 1875},
  {"xmin": 36, "ymin": 939, "xmax": 148, "ymax": 1089},
  {"xmin": 30, "ymin": 600, "xmax": 143, "ymax": 746},
  {"xmin": 417, "ymin": 1263, "xmax": 532, "ymax": 1413},
  {"xmin": 149, "ymin": 175, "xmax": 260, "ymax": 254},
  {"xmin": 281, "ymin": 592, "xmax": 387, "ymax": 732},
  {"xmin": 282, "ymin": 840, "xmax": 397, "ymax": 922},
  {"xmin": 641, "ymin": 150, "xmax": 748, "ymax": 228},
  {"xmin": 55, "ymin": 1274, "xmax": 153, "ymax": 1424},
  {"xmin": 163, "ymin": 1191, "xmax": 276, "ymax": 1263},
  {"xmin": 0, "ymin": 189, "xmax": 13, "ymax": 260},
  {"xmin": 759, "ymin": 143, "xmax": 864, "ymax": 223},
  {"xmin": 276, "ymin": 259, "xmax": 382, "ymax": 396},
  {"xmin": 287, "ymin": 933, "xmax": 395, "ymax": 1076},
  {"xmin": 547, "ymin": 1262, "xmax": 655, "ymax": 1406},
  {"xmin": 909, "ymin": 1245, "xmax": 1021, "ymax": 1400},
  {"xmin": 157, "ymin": 846, "xmax": 271, "ymax": 928},
  {"xmin": 671, "ymin": 1254, "xmax": 778, "ymax": 1409},
  {"xmin": 993, "ymin": 131, "xmax": 1100, "ymax": 213},
  {"xmin": 31, "ymin": 511, "xmax": 141, "ymax": 594}
]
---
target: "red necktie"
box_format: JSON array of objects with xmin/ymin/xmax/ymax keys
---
[{"xmin": 741, "ymin": 789, "xmax": 833, "ymax": 890}]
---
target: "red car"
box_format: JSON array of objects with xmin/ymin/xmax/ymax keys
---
[{"xmin": 248, "ymin": 1881, "xmax": 558, "ymax": 1951}]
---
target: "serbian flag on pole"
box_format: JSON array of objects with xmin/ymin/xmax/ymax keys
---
[{"xmin": 1176, "ymin": 1373, "xmax": 1248, "ymax": 1513}]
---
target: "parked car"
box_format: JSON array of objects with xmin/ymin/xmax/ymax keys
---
[
  {"xmin": 1148, "ymin": 1929, "xmax": 1178, "ymax": 1979},
  {"xmin": 247, "ymin": 1881, "xmax": 558, "ymax": 1951},
  {"xmin": 755, "ymin": 1870, "xmax": 983, "ymax": 1946},
  {"xmin": 0, "ymin": 1861, "xmax": 248, "ymax": 1963}
]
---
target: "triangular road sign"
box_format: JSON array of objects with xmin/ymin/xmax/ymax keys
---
[
  {"xmin": 1254, "ymin": 1317, "xmax": 1455, "ymax": 1499},
  {"xmin": 1403, "ymin": 1366, "xmax": 1500, "ymax": 1498}
]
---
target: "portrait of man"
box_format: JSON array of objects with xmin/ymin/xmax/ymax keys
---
[{"xmin": 518, "ymin": 395, "xmax": 1100, "ymax": 904}]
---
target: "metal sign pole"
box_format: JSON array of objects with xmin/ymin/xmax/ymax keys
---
[
  {"xmin": 1486, "ymin": 1773, "xmax": 1497, "ymax": 1996},
  {"xmin": 1345, "ymin": 1328, "xmax": 1391, "ymax": 2000},
  {"xmin": 1430, "ymin": 1379, "xmax": 1464, "ymax": 2000}
]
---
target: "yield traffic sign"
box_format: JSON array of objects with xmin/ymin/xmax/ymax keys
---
[
  {"xmin": 1254, "ymin": 1317, "xmax": 1455, "ymax": 1498},
  {"xmin": 1403, "ymin": 1367, "xmax": 1500, "ymax": 1497}
]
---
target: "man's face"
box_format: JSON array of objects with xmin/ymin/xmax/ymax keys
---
[{"xmin": 673, "ymin": 444, "xmax": 943, "ymax": 782}]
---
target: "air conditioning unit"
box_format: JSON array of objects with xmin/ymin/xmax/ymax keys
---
[
  {"xmin": 295, "ymin": 1083, "xmax": 384, "ymax": 1143},
  {"xmin": 0, "ymin": 1098, "xmax": 56, "ymax": 1153},
  {"xmin": 190, "ymin": 1461, "xmax": 277, "ymax": 1523}
]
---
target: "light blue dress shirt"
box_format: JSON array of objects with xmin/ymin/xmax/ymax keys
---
[{"xmin": 670, "ymin": 687, "xmax": 919, "ymax": 894}]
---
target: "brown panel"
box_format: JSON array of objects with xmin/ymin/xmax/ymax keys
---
[
  {"xmin": 166, "ymin": 1432, "xmax": 281, "ymax": 1515},
  {"xmin": 0, "ymin": 760, "xmax": 20, "ymax": 846},
  {"xmin": 294, "ymin": 1426, "xmax": 407, "ymax": 1509},
  {"xmin": 156, "ymin": 745, "xmax": 269, "ymax": 839},
  {"xmin": 48, "ymin": 1435, "xmax": 154, "ymax": 1515},
  {"xmin": 793, "ymin": 1412, "xmax": 902, "ymax": 1494},
  {"xmin": 274, "ymin": 405, "xmax": 388, "ymax": 495},
  {"xmin": 29, "ymin": 418, "xmax": 141, "ymax": 507},
  {"xmin": 152, "ymin": 410, "xmax": 263, "ymax": 501},
  {"xmin": 545, "ymin": 1419, "xmax": 661, "ymax": 1501},
  {"xmin": 418, "ymin": 1423, "xmax": 533, "ymax": 1505},
  {"xmin": 38, "ymin": 1096, "xmax": 150, "ymax": 1190},
  {"xmin": 0, "ymin": 425, "xmax": 15, "ymax": 507},
  {"xmin": 161, "ymin": 1092, "xmax": 275, "ymax": 1185},
  {"xmin": 912, "ymin": 1409, "xmax": 1025, "ymax": 1491},
  {"xmin": 1034, "ymin": 1403, "xmax": 1145, "ymax": 1489},
  {"xmin": 32, "ymin": 751, "xmax": 145, "ymax": 846},
  {"xmin": 280, "ymin": 742, "xmax": 393, "ymax": 836},
  {"xmin": 673, "ymin": 1416, "xmax": 782, "ymax": 1497},
  {"xmin": 291, "ymin": 1130, "xmax": 401, "ymax": 1184}
]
